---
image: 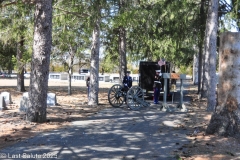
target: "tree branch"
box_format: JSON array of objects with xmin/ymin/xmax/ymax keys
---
[
  {"xmin": 53, "ymin": 7, "xmax": 90, "ymax": 18},
  {"xmin": 1, "ymin": 0, "xmax": 36, "ymax": 8},
  {"xmin": 0, "ymin": 1, "xmax": 17, "ymax": 8}
]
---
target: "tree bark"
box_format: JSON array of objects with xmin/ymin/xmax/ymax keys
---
[
  {"xmin": 68, "ymin": 69, "xmax": 72, "ymax": 95},
  {"xmin": 119, "ymin": 26, "xmax": 127, "ymax": 83},
  {"xmin": 202, "ymin": 0, "xmax": 218, "ymax": 111},
  {"xmin": 197, "ymin": 43, "xmax": 203, "ymax": 94},
  {"xmin": 193, "ymin": 53, "xmax": 198, "ymax": 85},
  {"xmin": 118, "ymin": 0, "xmax": 127, "ymax": 83},
  {"xmin": 197, "ymin": 0, "xmax": 206, "ymax": 95},
  {"xmin": 26, "ymin": 0, "xmax": 52, "ymax": 122},
  {"xmin": 88, "ymin": 18, "xmax": 100, "ymax": 105},
  {"xmin": 16, "ymin": 36, "xmax": 26, "ymax": 92},
  {"xmin": 206, "ymin": 32, "xmax": 240, "ymax": 136},
  {"xmin": 201, "ymin": 43, "xmax": 208, "ymax": 98},
  {"xmin": 67, "ymin": 49, "xmax": 74, "ymax": 95},
  {"xmin": 206, "ymin": 0, "xmax": 218, "ymax": 111}
]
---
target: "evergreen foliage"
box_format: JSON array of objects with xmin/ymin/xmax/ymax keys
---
[
  {"xmin": 0, "ymin": 1, "xmax": 33, "ymax": 72},
  {"xmin": 0, "ymin": 0, "xmax": 238, "ymax": 72},
  {"xmin": 0, "ymin": 40, "xmax": 16, "ymax": 72}
]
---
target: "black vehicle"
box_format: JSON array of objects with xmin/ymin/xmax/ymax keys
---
[
  {"xmin": 79, "ymin": 69, "xmax": 89, "ymax": 74},
  {"xmin": 138, "ymin": 61, "xmax": 171, "ymax": 99}
]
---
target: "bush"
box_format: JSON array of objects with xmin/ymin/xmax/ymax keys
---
[
  {"xmin": 179, "ymin": 65, "xmax": 192, "ymax": 75},
  {"xmin": 50, "ymin": 64, "xmax": 66, "ymax": 72}
]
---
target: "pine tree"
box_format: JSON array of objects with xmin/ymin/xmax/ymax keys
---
[{"xmin": 26, "ymin": 0, "xmax": 52, "ymax": 122}]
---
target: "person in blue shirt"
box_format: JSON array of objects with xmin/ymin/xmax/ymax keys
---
[{"xmin": 122, "ymin": 71, "xmax": 132, "ymax": 102}]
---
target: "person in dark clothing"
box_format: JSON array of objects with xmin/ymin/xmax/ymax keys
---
[
  {"xmin": 153, "ymin": 70, "xmax": 162, "ymax": 104},
  {"xmin": 122, "ymin": 71, "xmax": 132, "ymax": 102},
  {"xmin": 122, "ymin": 71, "xmax": 132, "ymax": 89}
]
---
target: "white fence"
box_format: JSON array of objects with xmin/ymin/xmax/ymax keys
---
[{"xmin": 49, "ymin": 72, "xmax": 111, "ymax": 82}]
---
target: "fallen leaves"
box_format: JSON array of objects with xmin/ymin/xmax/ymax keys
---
[{"xmin": 171, "ymin": 86, "xmax": 240, "ymax": 160}]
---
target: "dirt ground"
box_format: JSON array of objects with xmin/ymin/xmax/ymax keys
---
[
  {"xmin": 0, "ymin": 82, "xmax": 112, "ymax": 150},
  {"xmin": 0, "ymin": 80, "xmax": 240, "ymax": 160}
]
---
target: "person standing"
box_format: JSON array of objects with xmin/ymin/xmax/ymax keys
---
[
  {"xmin": 123, "ymin": 71, "xmax": 132, "ymax": 89},
  {"xmin": 122, "ymin": 71, "xmax": 132, "ymax": 102},
  {"xmin": 153, "ymin": 70, "xmax": 162, "ymax": 104}
]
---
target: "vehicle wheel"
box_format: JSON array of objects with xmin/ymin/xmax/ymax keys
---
[
  {"xmin": 108, "ymin": 84, "xmax": 124, "ymax": 107},
  {"xmin": 126, "ymin": 86, "xmax": 144, "ymax": 110}
]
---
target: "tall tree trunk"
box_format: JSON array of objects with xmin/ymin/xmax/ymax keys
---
[
  {"xmin": 26, "ymin": 0, "xmax": 52, "ymax": 122},
  {"xmin": 88, "ymin": 19, "xmax": 100, "ymax": 105},
  {"xmin": 193, "ymin": 53, "xmax": 198, "ymax": 85},
  {"xmin": 198, "ymin": 0, "xmax": 206, "ymax": 95},
  {"xmin": 201, "ymin": 0, "xmax": 212, "ymax": 97},
  {"xmin": 206, "ymin": 32, "xmax": 240, "ymax": 136},
  {"xmin": 119, "ymin": 26, "xmax": 127, "ymax": 83},
  {"xmin": 203, "ymin": 0, "xmax": 218, "ymax": 111},
  {"xmin": 67, "ymin": 50, "xmax": 74, "ymax": 95},
  {"xmin": 197, "ymin": 43, "xmax": 203, "ymax": 94},
  {"xmin": 201, "ymin": 45, "xmax": 208, "ymax": 97},
  {"xmin": 118, "ymin": 0, "xmax": 127, "ymax": 83},
  {"xmin": 16, "ymin": 36, "xmax": 26, "ymax": 92},
  {"xmin": 68, "ymin": 71, "xmax": 72, "ymax": 95}
]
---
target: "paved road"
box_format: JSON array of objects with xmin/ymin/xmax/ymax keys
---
[{"xmin": 0, "ymin": 80, "xmax": 192, "ymax": 160}]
